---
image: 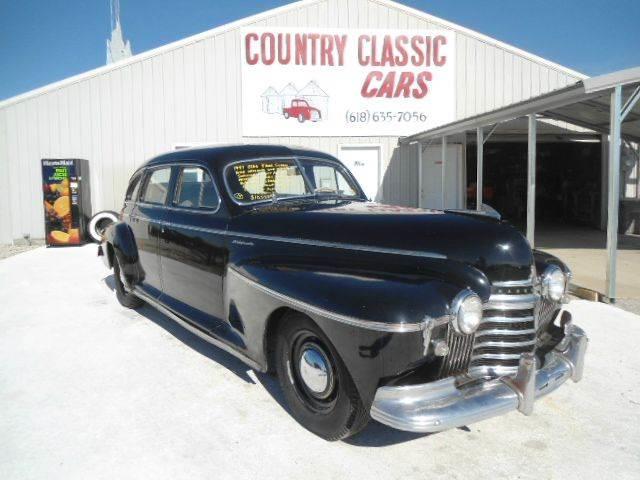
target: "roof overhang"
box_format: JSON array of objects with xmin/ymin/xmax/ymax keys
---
[{"xmin": 402, "ymin": 66, "xmax": 640, "ymax": 144}]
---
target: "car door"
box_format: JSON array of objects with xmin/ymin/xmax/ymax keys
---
[
  {"xmin": 129, "ymin": 166, "xmax": 172, "ymax": 298},
  {"xmin": 157, "ymin": 164, "xmax": 230, "ymax": 337}
]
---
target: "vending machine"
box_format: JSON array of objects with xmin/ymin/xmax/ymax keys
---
[{"xmin": 41, "ymin": 159, "xmax": 92, "ymax": 246}]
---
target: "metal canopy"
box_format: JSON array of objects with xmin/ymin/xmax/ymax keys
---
[
  {"xmin": 402, "ymin": 66, "xmax": 640, "ymax": 145},
  {"xmin": 403, "ymin": 66, "xmax": 640, "ymax": 302}
]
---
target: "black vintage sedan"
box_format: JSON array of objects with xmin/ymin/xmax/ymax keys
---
[{"xmin": 99, "ymin": 144, "xmax": 588, "ymax": 440}]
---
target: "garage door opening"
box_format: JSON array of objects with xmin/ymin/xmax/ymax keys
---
[
  {"xmin": 465, "ymin": 140, "xmax": 603, "ymax": 233},
  {"xmin": 464, "ymin": 136, "xmax": 640, "ymax": 299}
]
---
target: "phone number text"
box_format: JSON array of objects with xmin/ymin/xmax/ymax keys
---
[{"xmin": 345, "ymin": 110, "xmax": 428, "ymax": 124}]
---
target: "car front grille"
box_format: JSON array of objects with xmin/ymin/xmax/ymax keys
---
[
  {"xmin": 436, "ymin": 277, "xmax": 560, "ymax": 379},
  {"xmin": 469, "ymin": 282, "xmax": 538, "ymax": 377},
  {"xmin": 437, "ymin": 282, "xmax": 534, "ymax": 378},
  {"xmin": 437, "ymin": 328, "xmax": 475, "ymax": 379},
  {"xmin": 537, "ymin": 297, "xmax": 560, "ymax": 334}
]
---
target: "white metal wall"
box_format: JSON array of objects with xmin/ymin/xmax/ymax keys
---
[{"xmin": 0, "ymin": 0, "xmax": 582, "ymax": 243}]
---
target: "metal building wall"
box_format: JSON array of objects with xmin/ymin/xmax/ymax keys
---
[{"xmin": 0, "ymin": 0, "xmax": 583, "ymax": 243}]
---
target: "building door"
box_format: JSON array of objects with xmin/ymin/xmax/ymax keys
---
[
  {"xmin": 338, "ymin": 145, "xmax": 382, "ymax": 201},
  {"xmin": 421, "ymin": 144, "xmax": 464, "ymax": 210}
]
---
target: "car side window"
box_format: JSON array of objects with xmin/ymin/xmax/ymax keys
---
[
  {"xmin": 173, "ymin": 166, "xmax": 219, "ymax": 210},
  {"xmin": 140, "ymin": 167, "xmax": 172, "ymax": 205},
  {"xmin": 125, "ymin": 173, "xmax": 143, "ymax": 202}
]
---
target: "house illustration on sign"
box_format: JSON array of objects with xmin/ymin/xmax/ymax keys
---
[
  {"xmin": 298, "ymin": 81, "xmax": 329, "ymax": 119},
  {"xmin": 279, "ymin": 83, "xmax": 299, "ymax": 112},
  {"xmin": 260, "ymin": 86, "xmax": 281, "ymax": 114},
  {"xmin": 260, "ymin": 81, "xmax": 329, "ymax": 122}
]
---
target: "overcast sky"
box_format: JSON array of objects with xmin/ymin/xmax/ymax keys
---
[{"xmin": 1, "ymin": 0, "xmax": 638, "ymax": 101}]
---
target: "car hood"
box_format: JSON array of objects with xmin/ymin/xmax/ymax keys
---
[{"xmin": 230, "ymin": 200, "xmax": 534, "ymax": 283}]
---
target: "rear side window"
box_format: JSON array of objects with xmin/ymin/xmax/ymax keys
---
[
  {"xmin": 173, "ymin": 166, "xmax": 219, "ymax": 210},
  {"xmin": 140, "ymin": 168, "xmax": 171, "ymax": 205},
  {"xmin": 125, "ymin": 173, "xmax": 143, "ymax": 201}
]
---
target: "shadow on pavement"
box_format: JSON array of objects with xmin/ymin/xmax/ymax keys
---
[
  {"xmin": 103, "ymin": 274, "xmax": 255, "ymax": 385},
  {"xmin": 344, "ymin": 421, "xmax": 433, "ymax": 447}
]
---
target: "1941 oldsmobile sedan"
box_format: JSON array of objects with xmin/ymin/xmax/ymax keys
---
[{"xmin": 99, "ymin": 144, "xmax": 588, "ymax": 440}]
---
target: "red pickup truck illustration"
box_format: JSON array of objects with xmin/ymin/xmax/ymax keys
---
[{"xmin": 283, "ymin": 99, "xmax": 322, "ymax": 122}]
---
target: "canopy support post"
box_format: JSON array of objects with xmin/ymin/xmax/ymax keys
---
[
  {"xmin": 606, "ymin": 86, "xmax": 623, "ymax": 301},
  {"xmin": 476, "ymin": 128, "xmax": 483, "ymax": 211},
  {"xmin": 527, "ymin": 115, "xmax": 537, "ymax": 247},
  {"xmin": 441, "ymin": 136, "xmax": 447, "ymax": 209},
  {"xmin": 417, "ymin": 142, "xmax": 423, "ymax": 208}
]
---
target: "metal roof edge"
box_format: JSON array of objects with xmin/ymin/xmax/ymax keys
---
[
  {"xmin": 583, "ymin": 66, "xmax": 640, "ymax": 93},
  {"xmin": 0, "ymin": 0, "xmax": 322, "ymax": 109},
  {"xmin": 1, "ymin": 0, "xmax": 589, "ymax": 111},
  {"xmin": 402, "ymin": 65, "xmax": 640, "ymax": 144},
  {"xmin": 400, "ymin": 80, "xmax": 591, "ymax": 143}
]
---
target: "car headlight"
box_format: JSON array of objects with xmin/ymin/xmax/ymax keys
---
[
  {"xmin": 451, "ymin": 290, "xmax": 483, "ymax": 334},
  {"xmin": 541, "ymin": 265, "xmax": 567, "ymax": 302}
]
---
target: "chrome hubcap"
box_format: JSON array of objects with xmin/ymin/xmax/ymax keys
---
[{"xmin": 298, "ymin": 344, "xmax": 333, "ymax": 399}]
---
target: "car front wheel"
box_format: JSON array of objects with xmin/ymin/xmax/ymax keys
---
[{"xmin": 275, "ymin": 312, "xmax": 369, "ymax": 440}]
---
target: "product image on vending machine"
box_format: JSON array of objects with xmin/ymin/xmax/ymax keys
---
[{"xmin": 41, "ymin": 159, "xmax": 92, "ymax": 246}]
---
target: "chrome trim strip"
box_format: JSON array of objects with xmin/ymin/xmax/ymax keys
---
[
  {"xmin": 228, "ymin": 268, "xmax": 425, "ymax": 333},
  {"xmin": 227, "ymin": 232, "xmax": 447, "ymax": 260},
  {"xmin": 491, "ymin": 279, "xmax": 534, "ymax": 287},
  {"xmin": 132, "ymin": 287, "xmax": 264, "ymax": 372},
  {"xmin": 158, "ymin": 219, "xmax": 227, "ymax": 235},
  {"xmin": 482, "ymin": 315, "xmax": 535, "ymax": 323},
  {"xmin": 122, "ymin": 215, "xmax": 446, "ymax": 260},
  {"xmin": 473, "ymin": 339, "xmax": 537, "ymax": 348},
  {"xmin": 486, "ymin": 293, "xmax": 538, "ymax": 304},
  {"xmin": 475, "ymin": 328, "xmax": 537, "ymax": 337},
  {"xmin": 484, "ymin": 300, "xmax": 537, "ymax": 311},
  {"xmin": 467, "ymin": 365, "xmax": 522, "ymax": 377},
  {"xmin": 471, "ymin": 352, "xmax": 525, "ymax": 360}
]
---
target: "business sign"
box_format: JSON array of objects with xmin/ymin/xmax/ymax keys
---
[{"xmin": 240, "ymin": 28, "xmax": 455, "ymax": 137}]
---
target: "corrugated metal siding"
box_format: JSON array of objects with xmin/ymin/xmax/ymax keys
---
[
  {"xmin": 0, "ymin": 0, "xmax": 582, "ymax": 242},
  {"xmin": 0, "ymin": 109, "xmax": 11, "ymax": 242}
]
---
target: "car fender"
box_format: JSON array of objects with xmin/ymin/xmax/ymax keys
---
[
  {"xmin": 533, "ymin": 249, "xmax": 570, "ymax": 277},
  {"xmin": 104, "ymin": 221, "xmax": 145, "ymax": 286},
  {"xmin": 224, "ymin": 261, "xmax": 491, "ymax": 407}
]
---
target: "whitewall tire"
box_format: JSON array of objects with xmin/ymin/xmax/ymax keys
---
[{"xmin": 88, "ymin": 210, "xmax": 119, "ymax": 243}]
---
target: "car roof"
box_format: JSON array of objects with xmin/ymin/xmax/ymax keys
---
[{"xmin": 139, "ymin": 144, "xmax": 338, "ymax": 171}]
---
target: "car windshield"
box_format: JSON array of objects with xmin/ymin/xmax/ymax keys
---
[{"xmin": 225, "ymin": 158, "xmax": 362, "ymax": 205}]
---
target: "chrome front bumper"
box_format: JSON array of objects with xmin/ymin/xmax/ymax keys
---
[{"xmin": 370, "ymin": 324, "xmax": 588, "ymax": 433}]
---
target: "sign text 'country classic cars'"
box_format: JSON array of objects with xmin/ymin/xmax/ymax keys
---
[{"xmin": 241, "ymin": 28, "xmax": 456, "ymax": 136}]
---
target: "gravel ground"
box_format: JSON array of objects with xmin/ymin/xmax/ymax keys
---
[
  {"xmin": 1, "ymin": 245, "xmax": 639, "ymax": 480},
  {"xmin": 0, "ymin": 243, "xmax": 42, "ymax": 260}
]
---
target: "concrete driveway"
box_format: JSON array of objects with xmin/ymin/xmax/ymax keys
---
[{"xmin": 1, "ymin": 245, "xmax": 639, "ymax": 480}]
